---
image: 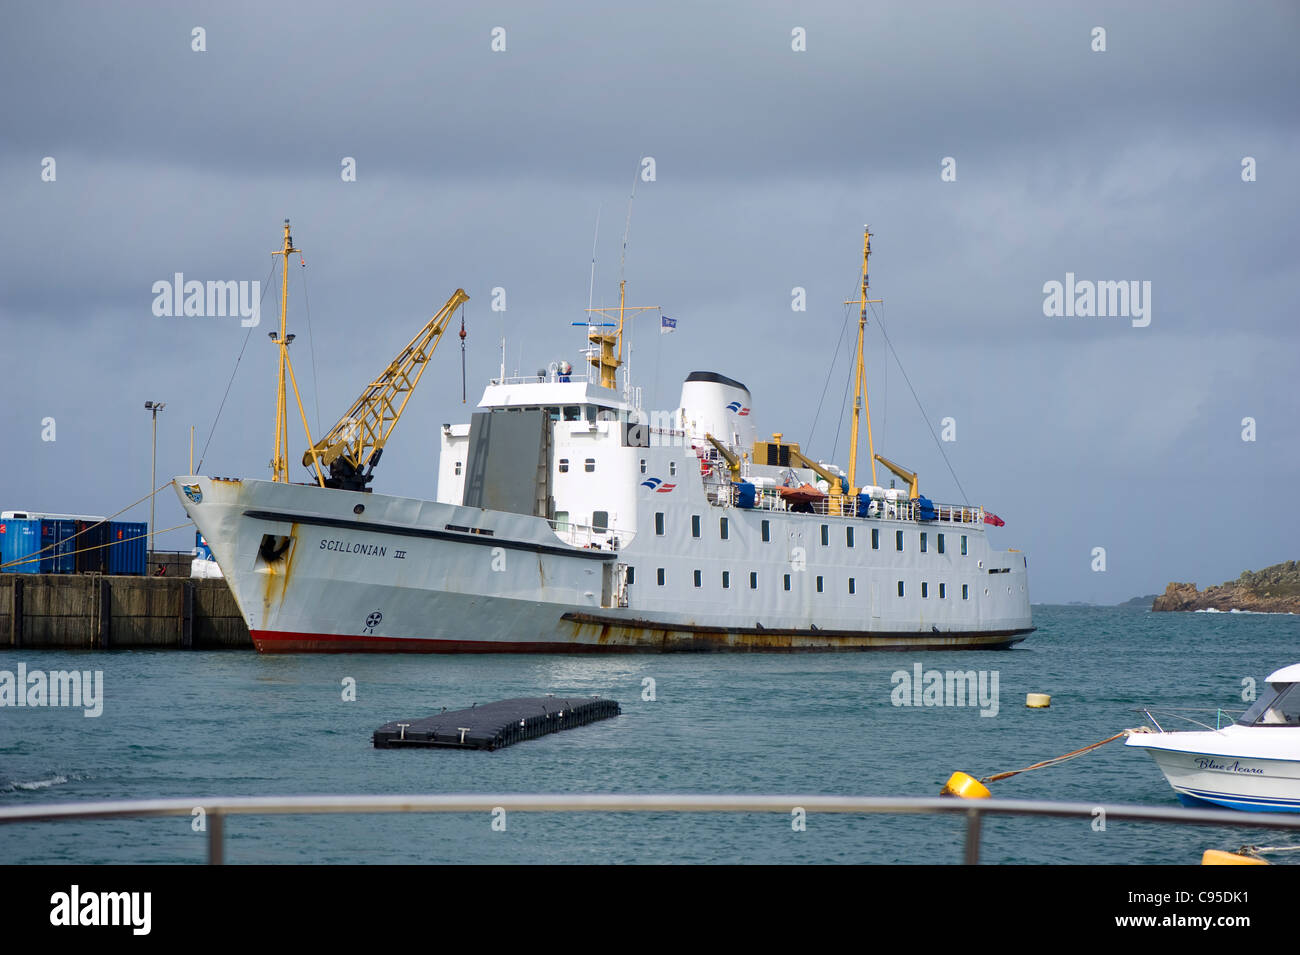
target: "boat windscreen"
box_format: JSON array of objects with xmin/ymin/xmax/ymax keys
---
[{"xmin": 1237, "ymin": 682, "xmax": 1300, "ymax": 726}]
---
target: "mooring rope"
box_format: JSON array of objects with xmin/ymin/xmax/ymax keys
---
[{"xmin": 980, "ymin": 731, "xmax": 1132, "ymax": 784}]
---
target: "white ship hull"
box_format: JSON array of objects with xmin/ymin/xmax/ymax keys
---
[
  {"xmin": 1127, "ymin": 728, "xmax": 1300, "ymax": 813},
  {"xmin": 173, "ymin": 470, "xmax": 1034, "ymax": 653}
]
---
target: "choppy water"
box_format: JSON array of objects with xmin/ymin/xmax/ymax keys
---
[{"xmin": 1, "ymin": 606, "xmax": 1297, "ymax": 864}]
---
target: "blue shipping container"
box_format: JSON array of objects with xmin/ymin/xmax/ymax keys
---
[
  {"xmin": 107, "ymin": 521, "xmax": 148, "ymax": 576},
  {"xmin": 39, "ymin": 519, "xmax": 78, "ymax": 574},
  {"xmin": 0, "ymin": 519, "xmax": 42, "ymax": 573}
]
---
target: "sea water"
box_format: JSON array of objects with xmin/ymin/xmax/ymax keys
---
[{"xmin": 1, "ymin": 605, "xmax": 1296, "ymax": 864}]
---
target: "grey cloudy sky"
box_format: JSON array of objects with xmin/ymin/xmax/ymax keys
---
[{"xmin": 2, "ymin": 1, "xmax": 1296, "ymax": 603}]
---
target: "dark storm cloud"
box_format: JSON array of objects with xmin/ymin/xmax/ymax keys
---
[{"xmin": 1, "ymin": 0, "xmax": 1296, "ymax": 602}]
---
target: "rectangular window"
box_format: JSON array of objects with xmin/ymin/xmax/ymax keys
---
[
  {"xmin": 937, "ymin": 534, "xmax": 945, "ymax": 555},
  {"xmin": 555, "ymin": 511, "xmax": 570, "ymax": 530},
  {"xmin": 920, "ymin": 532, "xmax": 928, "ymax": 554},
  {"xmin": 655, "ymin": 512, "xmax": 665, "ymax": 536},
  {"xmin": 657, "ymin": 568, "xmax": 665, "ymax": 586},
  {"xmin": 722, "ymin": 571, "xmax": 730, "ymax": 589},
  {"xmin": 846, "ymin": 526, "xmax": 855, "ymax": 548},
  {"xmin": 961, "ymin": 535, "xmax": 968, "ymax": 556},
  {"xmin": 896, "ymin": 530, "xmax": 904, "ymax": 552},
  {"xmin": 693, "ymin": 569, "xmax": 702, "ymax": 588},
  {"xmin": 921, "ymin": 582, "xmax": 929, "ymax": 598},
  {"xmin": 640, "ymin": 458, "xmax": 647, "ymax": 474},
  {"xmin": 816, "ymin": 576, "xmax": 824, "ymax": 593},
  {"xmin": 820, "ymin": 524, "xmax": 829, "ymax": 546},
  {"xmin": 783, "ymin": 574, "xmax": 791, "ymax": 591},
  {"xmin": 871, "ymin": 528, "xmax": 879, "ymax": 550},
  {"xmin": 897, "ymin": 580, "xmax": 905, "ymax": 597},
  {"xmin": 584, "ymin": 458, "xmax": 595, "ymax": 472},
  {"xmin": 691, "ymin": 515, "xmax": 701, "ymax": 539},
  {"xmin": 939, "ymin": 582, "xmax": 946, "ymax": 599},
  {"xmin": 761, "ymin": 519, "xmax": 770, "ymax": 542},
  {"xmin": 592, "ymin": 511, "xmax": 608, "ymax": 532},
  {"xmin": 848, "ymin": 578, "xmax": 856, "ymax": 595},
  {"xmin": 962, "ymin": 583, "xmax": 969, "ymax": 600},
  {"xmin": 627, "ymin": 567, "xmax": 635, "ymax": 585},
  {"xmin": 454, "ymin": 461, "xmax": 462, "ymax": 476},
  {"xmin": 719, "ymin": 517, "xmax": 729, "ymax": 540},
  {"xmin": 750, "ymin": 572, "xmax": 758, "ymax": 590},
  {"xmin": 558, "ymin": 458, "xmax": 569, "ymax": 473}
]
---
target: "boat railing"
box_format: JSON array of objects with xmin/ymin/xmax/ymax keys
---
[
  {"xmin": 1137, "ymin": 707, "xmax": 1243, "ymax": 733},
  {"xmin": 548, "ymin": 519, "xmax": 630, "ymax": 552},
  {"xmin": 4, "ymin": 793, "xmax": 1300, "ymax": 865},
  {"xmin": 703, "ymin": 480, "xmax": 984, "ymax": 525}
]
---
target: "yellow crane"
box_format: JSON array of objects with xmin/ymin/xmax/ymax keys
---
[
  {"xmin": 303, "ymin": 288, "xmax": 470, "ymax": 490},
  {"xmin": 873, "ymin": 453, "xmax": 919, "ymax": 499}
]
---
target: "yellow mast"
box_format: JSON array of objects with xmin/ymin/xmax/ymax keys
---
[
  {"xmin": 844, "ymin": 226, "xmax": 881, "ymax": 491},
  {"xmin": 584, "ymin": 279, "xmax": 657, "ymax": 390},
  {"xmin": 269, "ymin": 219, "xmax": 325, "ymax": 487}
]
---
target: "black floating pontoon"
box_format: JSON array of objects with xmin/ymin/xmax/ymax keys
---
[{"xmin": 373, "ymin": 696, "xmax": 621, "ymax": 751}]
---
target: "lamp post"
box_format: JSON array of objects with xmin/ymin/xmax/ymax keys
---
[{"xmin": 144, "ymin": 401, "xmax": 165, "ymax": 555}]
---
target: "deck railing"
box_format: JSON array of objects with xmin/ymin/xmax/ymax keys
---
[
  {"xmin": 2, "ymin": 793, "xmax": 1298, "ymax": 865},
  {"xmin": 703, "ymin": 480, "xmax": 984, "ymax": 524}
]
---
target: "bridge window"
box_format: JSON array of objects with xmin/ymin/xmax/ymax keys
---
[
  {"xmin": 920, "ymin": 532, "xmax": 928, "ymax": 554},
  {"xmin": 592, "ymin": 511, "xmax": 608, "ymax": 532},
  {"xmin": 961, "ymin": 535, "xmax": 968, "ymax": 556},
  {"xmin": 719, "ymin": 517, "xmax": 729, "ymax": 540},
  {"xmin": 962, "ymin": 584, "xmax": 969, "ymax": 600},
  {"xmin": 693, "ymin": 570, "xmax": 702, "ymax": 588},
  {"xmin": 820, "ymin": 524, "xmax": 829, "ymax": 546},
  {"xmin": 921, "ymin": 582, "xmax": 929, "ymax": 598},
  {"xmin": 939, "ymin": 583, "xmax": 947, "ymax": 599},
  {"xmin": 722, "ymin": 571, "xmax": 730, "ymax": 589},
  {"xmin": 872, "ymin": 528, "xmax": 879, "ymax": 550},
  {"xmin": 657, "ymin": 568, "xmax": 665, "ymax": 586},
  {"xmin": 816, "ymin": 576, "xmax": 824, "ymax": 593},
  {"xmin": 896, "ymin": 530, "xmax": 904, "ymax": 552},
  {"xmin": 761, "ymin": 519, "xmax": 770, "ymax": 542},
  {"xmin": 627, "ymin": 567, "xmax": 635, "ymax": 585},
  {"xmin": 938, "ymin": 534, "xmax": 945, "ymax": 554},
  {"xmin": 897, "ymin": 580, "xmax": 905, "ymax": 597},
  {"xmin": 554, "ymin": 511, "xmax": 569, "ymax": 530},
  {"xmin": 848, "ymin": 577, "xmax": 856, "ymax": 595},
  {"xmin": 563, "ymin": 406, "xmax": 581, "ymax": 421},
  {"xmin": 783, "ymin": 574, "xmax": 791, "ymax": 591},
  {"xmin": 750, "ymin": 572, "xmax": 758, "ymax": 590},
  {"xmin": 692, "ymin": 515, "xmax": 701, "ymax": 538},
  {"xmin": 846, "ymin": 526, "xmax": 854, "ymax": 548},
  {"xmin": 655, "ymin": 512, "xmax": 665, "ymax": 536}
]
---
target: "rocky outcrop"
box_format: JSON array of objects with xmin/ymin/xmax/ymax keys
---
[{"xmin": 1152, "ymin": 562, "xmax": 1300, "ymax": 613}]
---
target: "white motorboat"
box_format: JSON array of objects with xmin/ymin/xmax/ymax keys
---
[{"xmin": 1126, "ymin": 663, "xmax": 1300, "ymax": 812}]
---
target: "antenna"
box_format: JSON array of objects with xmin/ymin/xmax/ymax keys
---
[{"xmin": 587, "ymin": 204, "xmax": 602, "ymax": 317}]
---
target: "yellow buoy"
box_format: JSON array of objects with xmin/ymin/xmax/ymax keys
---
[
  {"xmin": 1201, "ymin": 849, "xmax": 1267, "ymax": 866},
  {"xmin": 1026, "ymin": 693, "xmax": 1051, "ymax": 708},
  {"xmin": 941, "ymin": 771, "xmax": 991, "ymax": 799}
]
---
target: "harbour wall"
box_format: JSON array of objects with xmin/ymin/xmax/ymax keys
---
[{"xmin": 0, "ymin": 574, "xmax": 252, "ymax": 649}]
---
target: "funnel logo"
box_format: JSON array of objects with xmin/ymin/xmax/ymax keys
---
[
  {"xmin": 725, "ymin": 401, "xmax": 750, "ymax": 416},
  {"xmin": 641, "ymin": 477, "xmax": 677, "ymax": 493}
]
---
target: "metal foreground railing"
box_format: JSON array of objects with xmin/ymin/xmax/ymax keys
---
[{"xmin": 3, "ymin": 794, "xmax": 1300, "ymax": 864}]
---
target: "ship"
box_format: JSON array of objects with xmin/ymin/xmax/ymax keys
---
[{"xmin": 174, "ymin": 221, "xmax": 1033, "ymax": 652}]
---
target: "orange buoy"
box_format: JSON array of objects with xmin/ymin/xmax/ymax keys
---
[{"xmin": 941, "ymin": 772, "xmax": 991, "ymax": 799}]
